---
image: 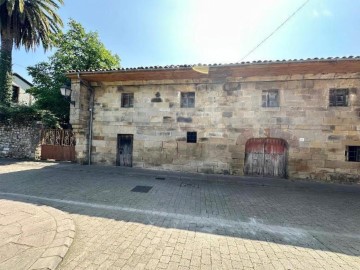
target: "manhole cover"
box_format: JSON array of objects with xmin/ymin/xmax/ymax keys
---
[
  {"xmin": 180, "ymin": 183, "xmax": 199, "ymax": 188},
  {"xmin": 155, "ymin": 177, "xmax": 166, "ymax": 180},
  {"xmin": 131, "ymin": 186, "xmax": 153, "ymax": 193}
]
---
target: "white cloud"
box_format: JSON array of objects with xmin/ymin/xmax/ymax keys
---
[
  {"xmin": 312, "ymin": 8, "xmax": 332, "ymax": 18},
  {"xmin": 312, "ymin": 9, "xmax": 320, "ymax": 17},
  {"xmin": 322, "ymin": 9, "xmax": 332, "ymax": 17}
]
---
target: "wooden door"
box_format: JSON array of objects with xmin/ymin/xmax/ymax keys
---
[
  {"xmin": 117, "ymin": 134, "xmax": 133, "ymax": 167},
  {"xmin": 244, "ymin": 138, "xmax": 287, "ymax": 178}
]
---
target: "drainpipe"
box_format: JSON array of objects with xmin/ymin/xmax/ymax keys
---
[
  {"xmin": 88, "ymin": 90, "xmax": 94, "ymax": 165},
  {"xmin": 77, "ymin": 72, "xmax": 94, "ymax": 165}
]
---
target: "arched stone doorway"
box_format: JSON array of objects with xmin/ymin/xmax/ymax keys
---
[{"xmin": 244, "ymin": 138, "xmax": 288, "ymax": 178}]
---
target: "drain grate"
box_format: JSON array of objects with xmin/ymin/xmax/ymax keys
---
[
  {"xmin": 131, "ymin": 186, "xmax": 153, "ymax": 193},
  {"xmin": 180, "ymin": 183, "xmax": 199, "ymax": 188},
  {"xmin": 155, "ymin": 177, "xmax": 166, "ymax": 180}
]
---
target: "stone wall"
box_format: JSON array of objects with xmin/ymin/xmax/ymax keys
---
[
  {"xmin": 0, "ymin": 123, "xmax": 42, "ymax": 159},
  {"xmin": 81, "ymin": 72, "xmax": 360, "ymax": 183},
  {"xmin": 71, "ymin": 62, "xmax": 360, "ymax": 182}
]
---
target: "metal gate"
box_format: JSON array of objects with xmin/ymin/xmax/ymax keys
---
[
  {"xmin": 116, "ymin": 134, "xmax": 133, "ymax": 167},
  {"xmin": 41, "ymin": 129, "xmax": 76, "ymax": 161},
  {"xmin": 244, "ymin": 138, "xmax": 287, "ymax": 178}
]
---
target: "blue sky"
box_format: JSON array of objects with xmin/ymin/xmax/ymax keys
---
[{"xmin": 12, "ymin": 0, "xmax": 360, "ymax": 82}]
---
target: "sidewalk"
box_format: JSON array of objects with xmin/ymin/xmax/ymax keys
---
[{"xmin": 0, "ymin": 199, "xmax": 75, "ymax": 270}]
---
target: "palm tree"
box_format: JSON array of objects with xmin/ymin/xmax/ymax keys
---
[{"xmin": 0, "ymin": 0, "xmax": 63, "ymax": 105}]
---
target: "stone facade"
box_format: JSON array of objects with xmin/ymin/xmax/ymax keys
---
[
  {"xmin": 0, "ymin": 123, "xmax": 42, "ymax": 159},
  {"xmin": 68, "ymin": 58, "xmax": 360, "ymax": 183}
]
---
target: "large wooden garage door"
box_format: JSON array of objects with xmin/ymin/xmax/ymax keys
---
[{"xmin": 244, "ymin": 138, "xmax": 287, "ymax": 178}]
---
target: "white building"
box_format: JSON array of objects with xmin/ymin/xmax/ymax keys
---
[{"xmin": 12, "ymin": 73, "xmax": 34, "ymax": 105}]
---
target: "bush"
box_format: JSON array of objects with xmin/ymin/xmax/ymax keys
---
[{"xmin": 0, "ymin": 104, "xmax": 59, "ymax": 128}]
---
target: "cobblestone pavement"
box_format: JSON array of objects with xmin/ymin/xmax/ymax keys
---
[
  {"xmin": 0, "ymin": 160, "xmax": 359, "ymax": 270},
  {"xmin": 0, "ymin": 199, "xmax": 74, "ymax": 270}
]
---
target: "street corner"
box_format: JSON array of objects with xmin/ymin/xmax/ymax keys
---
[{"xmin": 0, "ymin": 199, "xmax": 75, "ymax": 270}]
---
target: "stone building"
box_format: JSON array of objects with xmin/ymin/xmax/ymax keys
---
[
  {"xmin": 67, "ymin": 57, "xmax": 360, "ymax": 182},
  {"xmin": 12, "ymin": 73, "xmax": 34, "ymax": 105}
]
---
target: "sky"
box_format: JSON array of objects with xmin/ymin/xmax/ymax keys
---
[{"xmin": 11, "ymin": 0, "xmax": 360, "ymax": 82}]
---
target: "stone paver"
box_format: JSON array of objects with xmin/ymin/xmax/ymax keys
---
[
  {"xmin": 0, "ymin": 160, "xmax": 359, "ymax": 270},
  {"xmin": 0, "ymin": 198, "xmax": 75, "ymax": 270}
]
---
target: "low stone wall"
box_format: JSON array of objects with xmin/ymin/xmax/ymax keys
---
[{"xmin": 0, "ymin": 122, "xmax": 42, "ymax": 159}]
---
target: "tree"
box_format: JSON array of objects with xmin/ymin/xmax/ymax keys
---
[
  {"xmin": 0, "ymin": 0, "xmax": 63, "ymax": 105},
  {"xmin": 27, "ymin": 19, "xmax": 120, "ymax": 125}
]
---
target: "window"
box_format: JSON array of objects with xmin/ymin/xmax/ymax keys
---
[
  {"xmin": 329, "ymin": 89, "xmax": 349, "ymax": 107},
  {"xmin": 187, "ymin": 132, "xmax": 197, "ymax": 143},
  {"xmin": 121, "ymin": 93, "xmax": 134, "ymax": 108},
  {"xmin": 12, "ymin": 86, "xmax": 19, "ymax": 103},
  {"xmin": 181, "ymin": 92, "xmax": 195, "ymax": 108},
  {"xmin": 346, "ymin": 146, "xmax": 360, "ymax": 162},
  {"xmin": 262, "ymin": 90, "xmax": 279, "ymax": 107}
]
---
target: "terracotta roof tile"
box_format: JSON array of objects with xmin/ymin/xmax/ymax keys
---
[{"xmin": 67, "ymin": 56, "xmax": 360, "ymax": 73}]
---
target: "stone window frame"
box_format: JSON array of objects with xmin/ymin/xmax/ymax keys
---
[
  {"xmin": 187, "ymin": 131, "xmax": 197, "ymax": 143},
  {"xmin": 180, "ymin": 92, "xmax": 195, "ymax": 108},
  {"xmin": 261, "ymin": 89, "xmax": 279, "ymax": 108},
  {"xmin": 346, "ymin": 146, "xmax": 360, "ymax": 162},
  {"xmin": 121, "ymin": 93, "xmax": 134, "ymax": 108},
  {"xmin": 329, "ymin": 88, "xmax": 349, "ymax": 107}
]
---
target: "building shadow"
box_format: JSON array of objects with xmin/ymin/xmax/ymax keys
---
[{"xmin": 0, "ymin": 160, "xmax": 359, "ymax": 258}]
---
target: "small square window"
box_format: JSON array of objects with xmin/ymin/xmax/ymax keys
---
[
  {"xmin": 187, "ymin": 132, "xmax": 197, "ymax": 143},
  {"xmin": 181, "ymin": 92, "xmax": 195, "ymax": 108},
  {"xmin": 262, "ymin": 90, "xmax": 279, "ymax": 107},
  {"xmin": 329, "ymin": 89, "xmax": 349, "ymax": 107},
  {"xmin": 121, "ymin": 93, "xmax": 134, "ymax": 108},
  {"xmin": 346, "ymin": 146, "xmax": 360, "ymax": 162}
]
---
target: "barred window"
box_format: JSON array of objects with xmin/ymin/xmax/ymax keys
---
[
  {"xmin": 262, "ymin": 90, "xmax": 279, "ymax": 107},
  {"xmin": 329, "ymin": 89, "xmax": 349, "ymax": 107},
  {"xmin": 121, "ymin": 93, "xmax": 134, "ymax": 108},
  {"xmin": 346, "ymin": 146, "xmax": 360, "ymax": 162},
  {"xmin": 181, "ymin": 92, "xmax": 195, "ymax": 108},
  {"xmin": 187, "ymin": 132, "xmax": 197, "ymax": 143}
]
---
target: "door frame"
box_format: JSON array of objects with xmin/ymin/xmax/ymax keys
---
[
  {"xmin": 244, "ymin": 138, "xmax": 288, "ymax": 178},
  {"xmin": 116, "ymin": 134, "xmax": 133, "ymax": 167}
]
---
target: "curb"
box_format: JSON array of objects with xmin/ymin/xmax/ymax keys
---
[{"xmin": 29, "ymin": 206, "xmax": 75, "ymax": 270}]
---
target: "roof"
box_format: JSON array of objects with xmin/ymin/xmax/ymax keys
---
[
  {"xmin": 66, "ymin": 56, "xmax": 360, "ymax": 82},
  {"xmin": 13, "ymin": 73, "xmax": 33, "ymax": 87}
]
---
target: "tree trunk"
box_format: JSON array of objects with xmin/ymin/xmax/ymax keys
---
[{"xmin": 0, "ymin": 27, "xmax": 13, "ymax": 106}]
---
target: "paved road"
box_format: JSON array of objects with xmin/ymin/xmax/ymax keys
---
[{"xmin": 0, "ymin": 160, "xmax": 359, "ymax": 270}]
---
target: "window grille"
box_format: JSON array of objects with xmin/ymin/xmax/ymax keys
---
[
  {"xmin": 346, "ymin": 146, "xmax": 360, "ymax": 162},
  {"xmin": 329, "ymin": 89, "xmax": 349, "ymax": 107},
  {"xmin": 121, "ymin": 93, "xmax": 134, "ymax": 108},
  {"xmin": 187, "ymin": 132, "xmax": 197, "ymax": 143},
  {"xmin": 262, "ymin": 90, "xmax": 279, "ymax": 107},
  {"xmin": 181, "ymin": 92, "xmax": 195, "ymax": 108}
]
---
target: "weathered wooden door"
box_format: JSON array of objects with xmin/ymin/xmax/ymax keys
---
[
  {"xmin": 244, "ymin": 138, "xmax": 287, "ymax": 178},
  {"xmin": 117, "ymin": 134, "xmax": 133, "ymax": 167}
]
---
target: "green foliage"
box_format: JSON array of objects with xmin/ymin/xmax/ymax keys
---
[
  {"xmin": 0, "ymin": 104, "xmax": 59, "ymax": 128},
  {"xmin": 28, "ymin": 19, "xmax": 121, "ymax": 125},
  {"xmin": 0, "ymin": 50, "xmax": 12, "ymax": 105},
  {"xmin": 51, "ymin": 19, "xmax": 120, "ymax": 71},
  {"xmin": 0, "ymin": 0, "xmax": 64, "ymax": 51},
  {"xmin": 0, "ymin": 0, "xmax": 64, "ymax": 105}
]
